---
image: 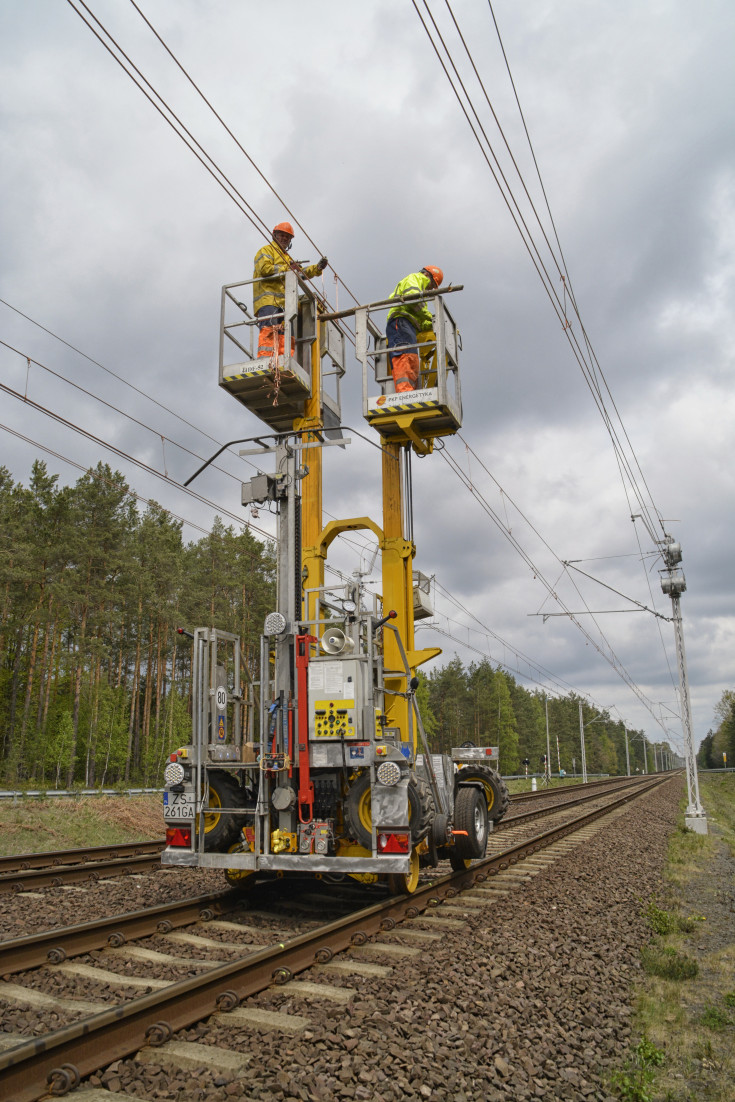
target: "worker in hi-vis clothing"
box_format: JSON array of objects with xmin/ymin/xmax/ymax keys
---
[
  {"xmin": 253, "ymin": 222, "xmax": 327, "ymax": 357},
  {"xmin": 385, "ymin": 266, "xmax": 443, "ymax": 392}
]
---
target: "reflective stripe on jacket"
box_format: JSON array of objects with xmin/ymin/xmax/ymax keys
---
[
  {"xmin": 386, "ymin": 271, "xmax": 434, "ymax": 332},
  {"xmin": 252, "ymin": 240, "xmax": 322, "ymax": 314}
]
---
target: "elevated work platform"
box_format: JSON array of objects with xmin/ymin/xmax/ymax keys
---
[
  {"xmin": 355, "ymin": 289, "xmax": 463, "ymax": 455},
  {"xmin": 218, "ymin": 271, "xmax": 345, "ymax": 435}
]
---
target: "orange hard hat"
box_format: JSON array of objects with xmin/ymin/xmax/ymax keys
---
[
  {"xmin": 423, "ymin": 265, "xmax": 443, "ymax": 288},
  {"xmin": 273, "ymin": 221, "xmax": 295, "ymax": 238}
]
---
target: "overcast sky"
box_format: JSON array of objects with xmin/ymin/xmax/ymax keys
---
[{"xmin": 1, "ymin": 0, "xmax": 733, "ymax": 759}]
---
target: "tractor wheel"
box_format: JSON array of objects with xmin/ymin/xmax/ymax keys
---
[
  {"xmin": 455, "ymin": 766, "xmax": 509, "ymax": 823},
  {"xmin": 408, "ymin": 774, "xmax": 435, "ymax": 843},
  {"xmin": 344, "ymin": 771, "xmax": 374, "ymax": 850},
  {"xmin": 450, "ymin": 785, "xmax": 488, "ymax": 867},
  {"xmin": 387, "ymin": 847, "xmax": 421, "ymax": 896},
  {"xmin": 344, "ymin": 770, "xmax": 427, "ymax": 850},
  {"xmin": 202, "ymin": 771, "xmax": 248, "ymax": 852}
]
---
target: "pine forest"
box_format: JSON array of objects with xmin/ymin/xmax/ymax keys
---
[{"xmin": 1, "ymin": 461, "xmax": 666, "ymax": 790}]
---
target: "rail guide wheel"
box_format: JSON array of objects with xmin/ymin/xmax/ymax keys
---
[{"xmin": 387, "ymin": 847, "xmax": 421, "ymax": 895}]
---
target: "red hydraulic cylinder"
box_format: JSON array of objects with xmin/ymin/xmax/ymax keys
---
[{"xmin": 295, "ymin": 635, "xmax": 317, "ymax": 823}]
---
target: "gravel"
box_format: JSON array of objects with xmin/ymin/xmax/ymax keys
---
[{"xmin": 1, "ymin": 779, "xmax": 683, "ymax": 1100}]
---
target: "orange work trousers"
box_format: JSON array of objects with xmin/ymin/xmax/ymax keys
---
[
  {"xmin": 391, "ymin": 352, "xmax": 419, "ymax": 392},
  {"xmin": 257, "ymin": 327, "xmax": 295, "ymax": 359}
]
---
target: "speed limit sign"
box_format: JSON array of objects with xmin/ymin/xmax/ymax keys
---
[{"xmin": 216, "ymin": 685, "xmax": 227, "ymax": 709}]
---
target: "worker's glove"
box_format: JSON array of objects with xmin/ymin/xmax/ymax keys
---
[
  {"xmin": 289, "ymin": 261, "xmax": 303, "ymax": 273},
  {"xmin": 317, "ymin": 256, "xmax": 328, "ymax": 272}
]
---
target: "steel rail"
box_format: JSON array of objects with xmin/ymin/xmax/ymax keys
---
[
  {"xmin": 0, "ymin": 853, "xmax": 164, "ymax": 896},
  {"xmin": 501, "ymin": 775, "xmax": 649, "ymax": 826},
  {"xmin": 0, "ymin": 889, "xmax": 238, "ymax": 975},
  {"xmin": 508, "ymin": 772, "xmax": 661, "ymax": 804},
  {"xmin": 0, "ymin": 773, "xmax": 673, "ymax": 1102},
  {"xmin": 0, "ymin": 840, "xmax": 164, "ymax": 875},
  {"xmin": 0, "ymin": 776, "xmax": 648, "ymax": 972}
]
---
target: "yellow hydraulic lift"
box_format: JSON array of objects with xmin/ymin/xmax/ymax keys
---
[{"xmin": 218, "ymin": 271, "xmax": 464, "ymax": 738}]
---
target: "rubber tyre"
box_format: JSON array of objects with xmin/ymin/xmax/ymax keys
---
[
  {"xmin": 409, "ymin": 774, "xmax": 435, "ymax": 843},
  {"xmin": 455, "ymin": 766, "xmax": 510, "ymax": 823},
  {"xmin": 452, "ymin": 785, "xmax": 488, "ymax": 862},
  {"xmin": 202, "ymin": 771, "xmax": 247, "ymax": 852},
  {"xmin": 344, "ymin": 771, "xmax": 426, "ymax": 850}
]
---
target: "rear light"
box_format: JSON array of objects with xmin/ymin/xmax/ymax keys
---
[
  {"xmin": 166, "ymin": 826, "xmax": 191, "ymax": 847},
  {"xmin": 377, "ymin": 831, "xmax": 410, "ymax": 854}
]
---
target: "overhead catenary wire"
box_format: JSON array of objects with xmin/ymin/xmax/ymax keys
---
[
  {"xmin": 64, "ymin": 0, "xmax": 360, "ymax": 348},
  {"xmin": 438, "ymin": 440, "xmax": 672, "ymax": 736},
  {"xmin": 0, "ymin": 422, "xmax": 214, "ymax": 539},
  {"xmin": 14, "ymin": 4, "xmax": 679, "ymax": 741},
  {"xmin": 412, "ymin": 0, "xmax": 666, "ymax": 547}
]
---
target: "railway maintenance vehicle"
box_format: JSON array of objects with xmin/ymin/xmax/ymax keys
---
[{"xmin": 161, "ymin": 267, "xmax": 509, "ymax": 893}]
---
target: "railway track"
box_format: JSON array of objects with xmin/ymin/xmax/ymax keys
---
[
  {"xmin": 0, "ymin": 772, "xmax": 672, "ymax": 1101},
  {"xmin": 0, "ymin": 839, "xmax": 164, "ymax": 876},
  {"xmin": 0, "ymin": 774, "xmax": 659, "ymax": 893}
]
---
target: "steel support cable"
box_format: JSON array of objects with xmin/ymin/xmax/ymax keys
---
[
  {"xmin": 0, "ymin": 422, "xmax": 215, "ymax": 536},
  {"xmin": 0, "ymin": 313, "xmax": 383, "ymax": 581},
  {"xmin": 65, "ymin": 0, "xmax": 270, "ymax": 239},
  {"xmin": 414, "ymin": 2, "xmax": 664, "ymax": 544},
  {"xmin": 431, "ymin": 577, "xmax": 583, "ymax": 697},
  {"xmin": 454, "ymin": 432, "xmax": 669, "ymax": 640},
  {"xmin": 68, "ymin": 0, "xmax": 359, "ymax": 346},
  {"xmin": 430, "ymin": 611, "xmax": 576, "ymax": 699},
  {"xmin": 126, "ymin": 0, "xmax": 363, "ymax": 315},
  {"xmin": 439, "ymin": 446, "xmax": 668, "ymax": 729},
  {"xmin": 0, "ymin": 334, "xmax": 392, "ymax": 576},
  {"xmin": 479, "ymin": 1, "xmax": 665, "ymax": 544},
  {"xmin": 429, "ymin": 621, "xmax": 563, "ymax": 695},
  {"xmin": 0, "ymin": 297, "xmax": 258, "ymax": 469},
  {"xmin": 442, "ymin": 442, "xmax": 659, "ymax": 700},
  {"xmin": 484, "ymin": 0, "xmax": 576, "ymax": 304},
  {"xmin": 0, "ymin": 378, "xmax": 274, "ymax": 537},
  {"xmin": 430, "ymin": 0, "xmax": 569, "ymax": 294},
  {"xmin": 0, "ymin": 338, "xmax": 251, "ymax": 494},
  {"xmin": 414, "ymin": 0, "xmax": 652, "ymax": 525},
  {"xmin": 413, "ymin": 1, "xmax": 573, "ymax": 334},
  {"xmin": 477, "ymin": 0, "xmax": 666, "ymax": 542}
]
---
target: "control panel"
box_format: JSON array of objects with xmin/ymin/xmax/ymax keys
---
[{"xmin": 312, "ymin": 699, "xmax": 356, "ymax": 739}]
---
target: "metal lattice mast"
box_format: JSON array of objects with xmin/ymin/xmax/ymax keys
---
[{"xmin": 661, "ymin": 538, "xmax": 707, "ymax": 832}]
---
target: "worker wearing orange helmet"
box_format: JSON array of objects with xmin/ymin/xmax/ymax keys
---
[
  {"xmin": 253, "ymin": 222, "xmax": 328, "ymax": 357},
  {"xmin": 385, "ymin": 266, "xmax": 444, "ymax": 392}
]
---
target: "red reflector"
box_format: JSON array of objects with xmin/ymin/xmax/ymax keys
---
[
  {"xmin": 169, "ymin": 752, "xmax": 178, "ymax": 762},
  {"xmin": 377, "ymin": 831, "xmax": 410, "ymax": 854},
  {"xmin": 166, "ymin": 827, "xmax": 191, "ymax": 847}
]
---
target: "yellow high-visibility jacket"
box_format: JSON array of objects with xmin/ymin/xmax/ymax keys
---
[
  {"xmin": 253, "ymin": 240, "xmax": 323, "ymax": 314},
  {"xmin": 386, "ymin": 271, "xmax": 434, "ymax": 332}
]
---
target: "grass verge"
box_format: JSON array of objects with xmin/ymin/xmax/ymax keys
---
[
  {"xmin": 615, "ymin": 773, "xmax": 735, "ymax": 1101},
  {"xmin": 0, "ymin": 795, "xmax": 164, "ymax": 854}
]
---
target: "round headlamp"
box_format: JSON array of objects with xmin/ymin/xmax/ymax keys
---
[
  {"xmin": 164, "ymin": 761, "xmax": 185, "ymax": 786},
  {"xmin": 264, "ymin": 611, "xmax": 287, "ymax": 635},
  {"xmin": 377, "ymin": 760, "xmax": 401, "ymax": 786}
]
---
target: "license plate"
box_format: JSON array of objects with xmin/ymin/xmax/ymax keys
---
[{"xmin": 163, "ymin": 792, "xmax": 195, "ymax": 820}]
